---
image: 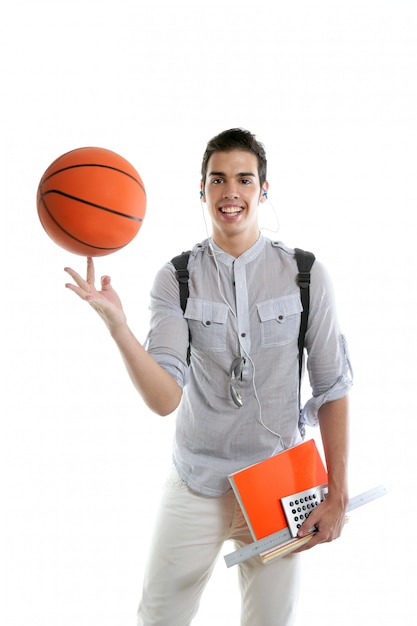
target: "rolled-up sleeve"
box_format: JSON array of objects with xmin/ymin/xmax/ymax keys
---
[
  {"xmin": 144, "ymin": 262, "xmax": 190, "ymax": 389},
  {"xmin": 300, "ymin": 263, "xmax": 353, "ymax": 428},
  {"xmin": 301, "ymin": 335, "xmax": 353, "ymax": 427}
]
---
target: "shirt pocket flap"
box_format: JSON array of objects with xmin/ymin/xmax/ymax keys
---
[
  {"xmin": 257, "ymin": 294, "xmax": 302, "ymax": 324},
  {"xmin": 184, "ymin": 298, "xmax": 229, "ymax": 326}
]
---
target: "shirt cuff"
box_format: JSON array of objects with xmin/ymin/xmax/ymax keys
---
[
  {"xmin": 148, "ymin": 351, "xmax": 188, "ymax": 389},
  {"xmin": 301, "ymin": 334, "xmax": 353, "ymax": 428},
  {"xmin": 300, "ymin": 373, "xmax": 353, "ymax": 428}
]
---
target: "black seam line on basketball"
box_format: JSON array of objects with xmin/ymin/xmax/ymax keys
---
[
  {"xmin": 40, "ymin": 197, "xmax": 127, "ymax": 251},
  {"xmin": 41, "ymin": 189, "xmax": 144, "ymax": 222},
  {"xmin": 41, "ymin": 163, "xmax": 146, "ymax": 196}
]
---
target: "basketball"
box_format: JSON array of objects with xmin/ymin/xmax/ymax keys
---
[{"xmin": 36, "ymin": 146, "xmax": 146, "ymax": 256}]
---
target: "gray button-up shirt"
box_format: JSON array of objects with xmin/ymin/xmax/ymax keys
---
[{"xmin": 146, "ymin": 235, "xmax": 352, "ymax": 496}]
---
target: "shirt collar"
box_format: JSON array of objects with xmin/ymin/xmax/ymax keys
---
[{"xmin": 208, "ymin": 234, "xmax": 267, "ymax": 267}]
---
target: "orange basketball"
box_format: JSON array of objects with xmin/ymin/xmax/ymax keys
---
[{"xmin": 37, "ymin": 147, "xmax": 146, "ymax": 256}]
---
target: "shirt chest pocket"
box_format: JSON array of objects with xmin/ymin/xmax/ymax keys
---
[
  {"xmin": 184, "ymin": 299, "xmax": 229, "ymax": 352},
  {"xmin": 257, "ymin": 294, "xmax": 302, "ymax": 347}
]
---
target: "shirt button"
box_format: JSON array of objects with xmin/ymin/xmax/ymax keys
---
[
  {"xmin": 241, "ymin": 332, "xmax": 246, "ymax": 337},
  {"xmin": 278, "ymin": 315, "xmax": 284, "ymax": 321},
  {"xmin": 206, "ymin": 320, "xmax": 211, "ymax": 325}
]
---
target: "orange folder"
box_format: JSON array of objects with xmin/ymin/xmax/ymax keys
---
[{"xmin": 228, "ymin": 439, "xmax": 328, "ymax": 540}]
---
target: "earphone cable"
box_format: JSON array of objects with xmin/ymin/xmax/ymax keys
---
[{"xmin": 206, "ymin": 224, "xmax": 283, "ymax": 443}]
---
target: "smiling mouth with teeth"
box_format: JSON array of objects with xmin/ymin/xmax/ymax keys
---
[{"xmin": 220, "ymin": 206, "xmax": 243, "ymax": 214}]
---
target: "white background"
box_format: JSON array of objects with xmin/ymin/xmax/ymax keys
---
[{"xmin": 2, "ymin": 1, "xmax": 416, "ymax": 624}]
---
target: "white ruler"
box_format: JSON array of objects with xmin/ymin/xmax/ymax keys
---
[{"xmin": 224, "ymin": 484, "xmax": 389, "ymax": 568}]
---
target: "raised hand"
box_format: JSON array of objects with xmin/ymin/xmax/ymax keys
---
[{"xmin": 64, "ymin": 257, "xmax": 126, "ymax": 331}]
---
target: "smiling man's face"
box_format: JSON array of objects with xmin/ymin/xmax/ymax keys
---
[{"xmin": 201, "ymin": 150, "xmax": 268, "ymax": 256}]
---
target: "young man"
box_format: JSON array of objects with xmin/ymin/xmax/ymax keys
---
[{"xmin": 65, "ymin": 129, "xmax": 352, "ymax": 626}]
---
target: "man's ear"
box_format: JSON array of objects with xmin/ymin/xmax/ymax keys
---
[
  {"xmin": 200, "ymin": 182, "xmax": 205, "ymax": 201},
  {"xmin": 260, "ymin": 182, "xmax": 269, "ymax": 203}
]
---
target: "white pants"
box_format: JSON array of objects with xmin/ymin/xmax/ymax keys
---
[{"xmin": 137, "ymin": 468, "xmax": 302, "ymax": 626}]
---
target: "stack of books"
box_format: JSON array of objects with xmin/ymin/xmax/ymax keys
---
[{"xmin": 228, "ymin": 439, "xmax": 328, "ymax": 562}]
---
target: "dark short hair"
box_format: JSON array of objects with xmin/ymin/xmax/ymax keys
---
[{"xmin": 201, "ymin": 128, "xmax": 267, "ymax": 187}]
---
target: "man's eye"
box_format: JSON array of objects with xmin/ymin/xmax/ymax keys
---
[{"xmin": 212, "ymin": 178, "xmax": 224, "ymax": 184}]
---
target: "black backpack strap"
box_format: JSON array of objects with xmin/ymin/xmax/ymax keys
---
[
  {"xmin": 171, "ymin": 251, "xmax": 191, "ymax": 313},
  {"xmin": 171, "ymin": 251, "xmax": 191, "ymax": 364},
  {"xmin": 294, "ymin": 247, "xmax": 315, "ymax": 394}
]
